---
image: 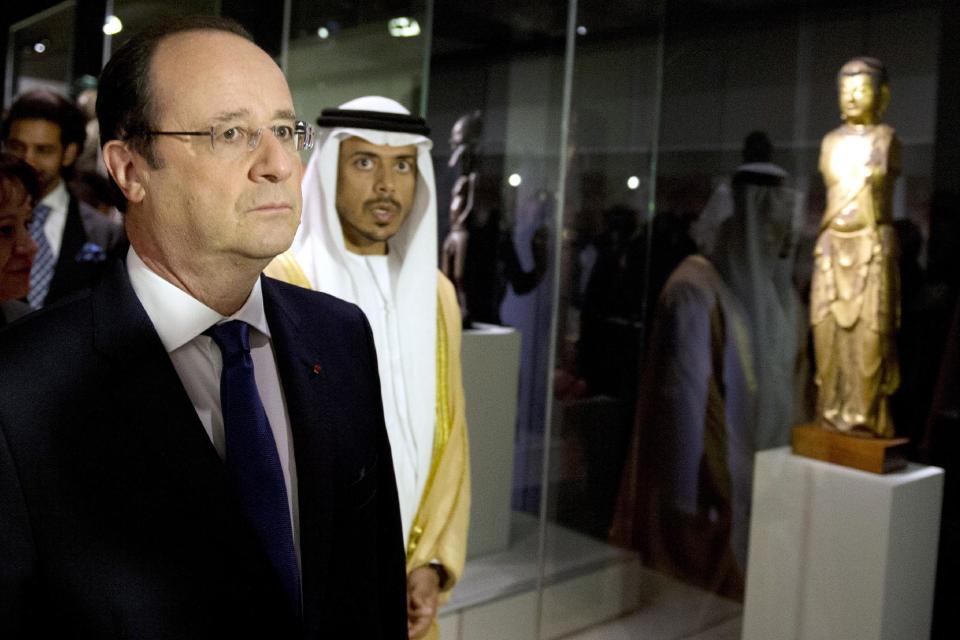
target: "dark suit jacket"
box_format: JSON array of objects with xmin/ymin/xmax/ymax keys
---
[
  {"xmin": 0, "ymin": 300, "xmax": 30, "ymax": 328},
  {"xmin": 0, "ymin": 260, "xmax": 408, "ymax": 638},
  {"xmin": 43, "ymin": 191, "xmax": 125, "ymax": 307}
]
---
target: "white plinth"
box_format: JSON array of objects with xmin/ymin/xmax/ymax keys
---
[
  {"xmin": 742, "ymin": 447, "xmax": 943, "ymax": 640},
  {"xmin": 462, "ymin": 324, "xmax": 521, "ymax": 558}
]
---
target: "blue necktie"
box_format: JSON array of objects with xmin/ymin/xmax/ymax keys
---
[
  {"xmin": 205, "ymin": 320, "xmax": 301, "ymax": 613},
  {"xmin": 27, "ymin": 204, "xmax": 55, "ymax": 309}
]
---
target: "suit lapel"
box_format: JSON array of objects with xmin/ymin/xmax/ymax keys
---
[
  {"xmin": 261, "ymin": 277, "xmax": 335, "ymax": 628},
  {"xmin": 91, "ymin": 261, "xmax": 233, "ymax": 513}
]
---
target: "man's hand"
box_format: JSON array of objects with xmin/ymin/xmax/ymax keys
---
[{"xmin": 407, "ymin": 565, "xmax": 441, "ymax": 639}]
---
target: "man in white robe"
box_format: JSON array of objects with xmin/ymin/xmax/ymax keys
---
[{"xmin": 266, "ymin": 97, "xmax": 469, "ymax": 639}]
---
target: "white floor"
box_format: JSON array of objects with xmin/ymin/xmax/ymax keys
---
[
  {"xmin": 556, "ymin": 566, "xmax": 743, "ymax": 640},
  {"xmin": 440, "ymin": 512, "xmax": 742, "ymax": 640},
  {"xmin": 560, "ymin": 599, "xmax": 742, "ymax": 639},
  {"xmin": 444, "ymin": 512, "xmax": 633, "ymax": 611}
]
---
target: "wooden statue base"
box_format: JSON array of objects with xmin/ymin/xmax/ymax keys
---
[{"xmin": 791, "ymin": 424, "xmax": 909, "ymax": 474}]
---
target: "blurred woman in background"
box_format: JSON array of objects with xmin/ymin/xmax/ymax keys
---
[{"xmin": 0, "ymin": 152, "xmax": 39, "ymax": 326}]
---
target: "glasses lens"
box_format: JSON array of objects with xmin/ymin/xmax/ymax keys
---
[
  {"xmin": 270, "ymin": 125, "xmax": 298, "ymax": 153},
  {"xmin": 211, "ymin": 126, "xmax": 253, "ymax": 160},
  {"xmin": 209, "ymin": 121, "xmax": 315, "ymax": 156}
]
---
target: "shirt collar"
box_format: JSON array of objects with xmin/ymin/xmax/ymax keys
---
[
  {"xmin": 126, "ymin": 247, "xmax": 271, "ymax": 353},
  {"xmin": 39, "ymin": 180, "xmax": 69, "ymax": 213}
]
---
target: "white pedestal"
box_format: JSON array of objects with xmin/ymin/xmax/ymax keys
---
[
  {"xmin": 742, "ymin": 447, "xmax": 943, "ymax": 640},
  {"xmin": 462, "ymin": 324, "xmax": 521, "ymax": 558}
]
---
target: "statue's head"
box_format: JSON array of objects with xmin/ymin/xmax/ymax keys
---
[
  {"xmin": 837, "ymin": 57, "xmax": 890, "ymax": 125},
  {"xmin": 449, "ymin": 110, "xmax": 483, "ymax": 157}
]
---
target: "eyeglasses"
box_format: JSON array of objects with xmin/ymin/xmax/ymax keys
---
[{"xmin": 144, "ymin": 120, "xmax": 315, "ymax": 159}]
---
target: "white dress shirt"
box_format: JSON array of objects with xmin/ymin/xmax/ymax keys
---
[
  {"xmin": 126, "ymin": 248, "xmax": 300, "ymax": 560},
  {"xmin": 37, "ymin": 180, "xmax": 69, "ymax": 259}
]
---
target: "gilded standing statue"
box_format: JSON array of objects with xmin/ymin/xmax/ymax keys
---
[{"xmin": 812, "ymin": 57, "xmax": 901, "ymax": 438}]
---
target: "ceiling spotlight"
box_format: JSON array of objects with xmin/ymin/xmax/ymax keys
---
[
  {"xmin": 627, "ymin": 176, "xmax": 640, "ymax": 190},
  {"xmin": 102, "ymin": 15, "xmax": 123, "ymax": 36},
  {"xmin": 388, "ymin": 17, "xmax": 421, "ymax": 38},
  {"xmin": 317, "ymin": 26, "xmax": 330, "ymax": 39},
  {"xmin": 32, "ymin": 41, "xmax": 47, "ymax": 54},
  {"xmin": 576, "ymin": 25, "xmax": 587, "ymax": 36},
  {"xmin": 508, "ymin": 173, "xmax": 522, "ymax": 187}
]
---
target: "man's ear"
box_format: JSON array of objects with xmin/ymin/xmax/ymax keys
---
[
  {"xmin": 103, "ymin": 140, "xmax": 147, "ymax": 204},
  {"xmin": 61, "ymin": 142, "xmax": 79, "ymax": 168}
]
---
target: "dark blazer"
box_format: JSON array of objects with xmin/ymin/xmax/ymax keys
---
[
  {"xmin": 0, "ymin": 300, "xmax": 30, "ymax": 328},
  {"xmin": 0, "ymin": 259, "xmax": 408, "ymax": 638},
  {"xmin": 43, "ymin": 192, "xmax": 125, "ymax": 307}
]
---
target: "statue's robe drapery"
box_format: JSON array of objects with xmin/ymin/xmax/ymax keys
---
[{"xmin": 812, "ymin": 123, "xmax": 901, "ymax": 437}]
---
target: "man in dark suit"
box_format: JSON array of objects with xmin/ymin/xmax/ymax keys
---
[
  {"xmin": 0, "ymin": 15, "xmax": 407, "ymax": 639},
  {"xmin": 2, "ymin": 89, "xmax": 124, "ymax": 309}
]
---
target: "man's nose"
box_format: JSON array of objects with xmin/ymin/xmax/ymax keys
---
[
  {"xmin": 249, "ymin": 133, "xmax": 294, "ymax": 183},
  {"xmin": 375, "ymin": 169, "xmax": 395, "ymax": 194},
  {"xmin": 23, "ymin": 150, "xmax": 42, "ymax": 171}
]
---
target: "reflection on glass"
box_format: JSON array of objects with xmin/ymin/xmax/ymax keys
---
[
  {"xmin": 7, "ymin": 2, "xmax": 77, "ymax": 102},
  {"xmin": 109, "ymin": 0, "xmax": 218, "ymax": 53},
  {"xmin": 287, "ymin": 1, "xmax": 427, "ymax": 122}
]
